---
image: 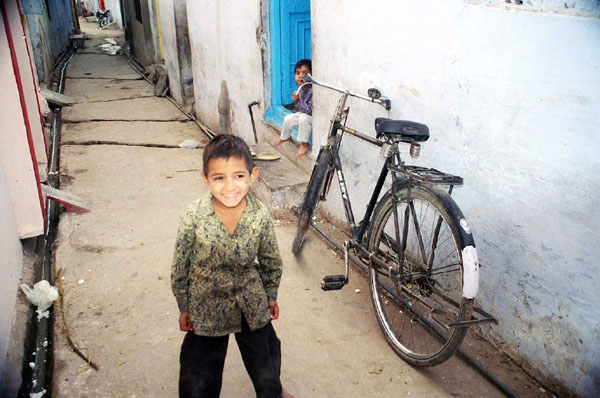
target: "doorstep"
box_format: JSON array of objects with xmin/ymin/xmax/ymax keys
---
[{"xmin": 250, "ymin": 142, "xmax": 309, "ymax": 217}]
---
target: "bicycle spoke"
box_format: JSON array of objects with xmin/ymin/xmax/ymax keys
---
[
  {"xmin": 427, "ymin": 215, "xmax": 445, "ymax": 269},
  {"xmin": 409, "ymin": 201, "xmax": 427, "ymax": 264}
]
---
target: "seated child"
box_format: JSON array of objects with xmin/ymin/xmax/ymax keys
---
[
  {"xmin": 172, "ymin": 134, "xmax": 290, "ymax": 398},
  {"xmin": 273, "ymin": 59, "xmax": 313, "ymax": 158}
]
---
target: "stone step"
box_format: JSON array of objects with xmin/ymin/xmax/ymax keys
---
[
  {"xmin": 264, "ymin": 122, "xmax": 315, "ymax": 175},
  {"xmin": 250, "ymin": 142, "xmax": 308, "ymax": 217}
]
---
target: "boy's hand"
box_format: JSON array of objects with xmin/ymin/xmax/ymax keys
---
[
  {"xmin": 292, "ymin": 91, "xmax": 299, "ymax": 104},
  {"xmin": 179, "ymin": 311, "xmax": 193, "ymax": 331},
  {"xmin": 268, "ymin": 300, "xmax": 279, "ymax": 320}
]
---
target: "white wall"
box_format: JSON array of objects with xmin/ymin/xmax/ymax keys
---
[
  {"xmin": 311, "ymin": 1, "xmax": 599, "ymax": 395},
  {"xmin": 0, "ymin": 14, "xmax": 45, "ymax": 239},
  {"xmin": 0, "ymin": 166, "xmax": 25, "ymax": 389},
  {"xmin": 5, "ymin": 0, "xmax": 48, "ymax": 181},
  {"xmin": 186, "ymin": 0, "xmax": 265, "ymax": 142},
  {"xmin": 80, "ymin": 0, "xmax": 99, "ymax": 15},
  {"xmin": 159, "ymin": 0, "xmax": 181, "ymax": 101},
  {"xmin": 104, "ymin": 0, "xmax": 123, "ymax": 28}
]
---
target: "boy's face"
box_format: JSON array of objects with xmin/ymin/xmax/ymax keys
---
[
  {"xmin": 295, "ymin": 64, "xmax": 311, "ymax": 86},
  {"xmin": 202, "ymin": 156, "xmax": 258, "ymax": 210}
]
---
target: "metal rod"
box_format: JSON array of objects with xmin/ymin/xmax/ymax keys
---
[
  {"xmin": 307, "ymin": 220, "xmax": 518, "ymax": 398},
  {"xmin": 248, "ymin": 101, "xmax": 259, "ymax": 144},
  {"xmin": 340, "ymin": 125, "xmax": 383, "ymax": 147}
]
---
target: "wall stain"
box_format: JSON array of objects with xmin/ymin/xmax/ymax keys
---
[{"xmin": 218, "ymin": 80, "xmax": 232, "ymax": 135}]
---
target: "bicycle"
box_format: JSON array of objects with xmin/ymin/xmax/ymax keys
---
[{"xmin": 292, "ymin": 74, "xmax": 496, "ymax": 367}]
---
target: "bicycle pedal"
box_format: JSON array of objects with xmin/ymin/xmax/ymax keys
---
[{"xmin": 321, "ymin": 275, "xmax": 346, "ymax": 291}]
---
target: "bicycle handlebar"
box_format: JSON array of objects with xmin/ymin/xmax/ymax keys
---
[{"xmin": 301, "ymin": 74, "xmax": 391, "ymax": 111}]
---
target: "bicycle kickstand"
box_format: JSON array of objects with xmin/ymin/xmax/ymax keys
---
[{"xmin": 321, "ymin": 241, "xmax": 350, "ymax": 291}]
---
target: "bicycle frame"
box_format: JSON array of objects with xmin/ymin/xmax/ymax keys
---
[
  {"xmin": 306, "ymin": 77, "xmax": 395, "ymax": 254},
  {"xmin": 308, "ymin": 75, "xmax": 466, "ymax": 292}
]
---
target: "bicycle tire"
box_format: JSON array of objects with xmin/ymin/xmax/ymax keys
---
[
  {"xmin": 292, "ymin": 148, "xmax": 333, "ymax": 255},
  {"xmin": 366, "ymin": 183, "xmax": 474, "ymax": 366}
]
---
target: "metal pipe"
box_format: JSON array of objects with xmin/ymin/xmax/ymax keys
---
[
  {"xmin": 307, "ymin": 220, "xmax": 518, "ymax": 398},
  {"xmin": 248, "ymin": 101, "xmax": 259, "ymax": 144},
  {"xmin": 25, "ymin": 48, "xmax": 75, "ymax": 398}
]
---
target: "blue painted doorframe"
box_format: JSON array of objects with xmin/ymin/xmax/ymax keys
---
[{"xmin": 267, "ymin": 0, "xmax": 311, "ymax": 135}]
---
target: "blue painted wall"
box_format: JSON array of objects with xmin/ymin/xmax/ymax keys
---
[
  {"xmin": 47, "ymin": 0, "xmax": 74, "ymax": 56},
  {"xmin": 21, "ymin": 0, "xmax": 74, "ymax": 83}
]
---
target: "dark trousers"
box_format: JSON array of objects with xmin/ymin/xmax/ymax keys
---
[{"xmin": 179, "ymin": 318, "xmax": 282, "ymax": 398}]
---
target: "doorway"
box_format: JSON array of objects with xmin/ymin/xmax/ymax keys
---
[{"xmin": 267, "ymin": 0, "xmax": 311, "ymax": 127}]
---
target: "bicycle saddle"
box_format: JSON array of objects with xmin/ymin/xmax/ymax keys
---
[{"xmin": 375, "ymin": 118, "xmax": 430, "ymax": 143}]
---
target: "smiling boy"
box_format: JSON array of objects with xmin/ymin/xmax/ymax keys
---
[{"xmin": 171, "ymin": 134, "xmax": 287, "ymax": 398}]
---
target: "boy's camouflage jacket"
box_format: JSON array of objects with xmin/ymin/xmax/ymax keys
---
[{"xmin": 171, "ymin": 193, "xmax": 282, "ymax": 336}]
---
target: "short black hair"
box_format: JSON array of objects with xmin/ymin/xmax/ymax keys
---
[
  {"xmin": 202, "ymin": 134, "xmax": 254, "ymax": 175},
  {"xmin": 295, "ymin": 59, "xmax": 312, "ymax": 73}
]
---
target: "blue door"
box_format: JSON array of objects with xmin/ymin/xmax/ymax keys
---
[
  {"xmin": 269, "ymin": 0, "xmax": 311, "ymax": 111},
  {"xmin": 279, "ymin": 0, "xmax": 311, "ymax": 105}
]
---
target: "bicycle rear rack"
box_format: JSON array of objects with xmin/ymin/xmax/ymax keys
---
[{"xmin": 389, "ymin": 165, "xmax": 464, "ymax": 185}]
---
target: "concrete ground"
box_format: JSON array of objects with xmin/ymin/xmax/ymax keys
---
[{"xmin": 51, "ymin": 19, "xmax": 549, "ymax": 398}]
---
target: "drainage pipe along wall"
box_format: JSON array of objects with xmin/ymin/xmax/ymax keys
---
[{"xmin": 22, "ymin": 48, "xmax": 75, "ymax": 397}]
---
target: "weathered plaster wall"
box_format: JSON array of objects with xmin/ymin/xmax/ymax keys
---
[
  {"xmin": 46, "ymin": 0, "xmax": 73, "ymax": 56},
  {"xmin": 21, "ymin": 1, "xmax": 53, "ymax": 84},
  {"xmin": 185, "ymin": 0, "xmax": 265, "ymax": 141},
  {"xmin": 124, "ymin": 0, "xmax": 151, "ymax": 65},
  {"xmin": 4, "ymin": 0, "xmax": 48, "ymax": 181},
  {"xmin": 158, "ymin": 0, "xmax": 181, "ymax": 101},
  {"xmin": 0, "ymin": 164, "xmax": 24, "ymax": 389},
  {"xmin": 310, "ymin": 1, "xmax": 600, "ymax": 395},
  {"xmin": 128, "ymin": 0, "xmax": 158, "ymax": 65},
  {"xmin": 21, "ymin": 0, "xmax": 74, "ymax": 84},
  {"xmin": 147, "ymin": 0, "xmax": 162, "ymax": 64},
  {"xmin": 104, "ymin": 0, "xmax": 124, "ymax": 28},
  {"xmin": 80, "ymin": 0, "xmax": 99, "ymax": 16},
  {"xmin": 0, "ymin": 9, "xmax": 44, "ymax": 238},
  {"xmin": 158, "ymin": 0, "xmax": 194, "ymax": 105}
]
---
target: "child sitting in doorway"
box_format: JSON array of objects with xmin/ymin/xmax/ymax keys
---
[{"xmin": 273, "ymin": 59, "xmax": 312, "ymax": 158}]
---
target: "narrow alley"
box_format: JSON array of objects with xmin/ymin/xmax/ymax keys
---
[{"xmin": 47, "ymin": 19, "xmax": 546, "ymax": 398}]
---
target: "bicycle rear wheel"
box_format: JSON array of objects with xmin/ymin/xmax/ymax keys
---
[
  {"xmin": 366, "ymin": 183, "xmax": 473, "ymax": 366},
  {"xmin": 292, "ymin": 148, "xmax": 332, "ymax": 255}
]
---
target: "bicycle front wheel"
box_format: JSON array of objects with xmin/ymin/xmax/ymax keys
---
[
  {"xmin": 292, "ymin": 148, "xmax": 332, "ymax": 255},
  {"xmin": 367, "ymin": 184, "xmax": 474, "ymax": 366}
]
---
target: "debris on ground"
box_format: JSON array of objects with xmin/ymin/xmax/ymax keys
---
[
  {"xmin": 56, "ymin": 269, "xmax": 100, "ymax": 371},
  {"xmin": 20, "ymin": 280, "xmax": 59, "ymax": 321},
  {"xmin": 97, "ymin": 39, "xmax": 122, "ymax": 55},
  {"xmin": 367, "ymin": 362, "xmax": 384, "ymax": 375},
  {"xmin": 179, "ymin": 139, "xmax": 201, "ymax": 149}
]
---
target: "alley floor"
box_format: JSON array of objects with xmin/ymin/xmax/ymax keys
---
[{"xmin": 51, "ymin": 19, "xmax": 548, "ymax": 398}]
